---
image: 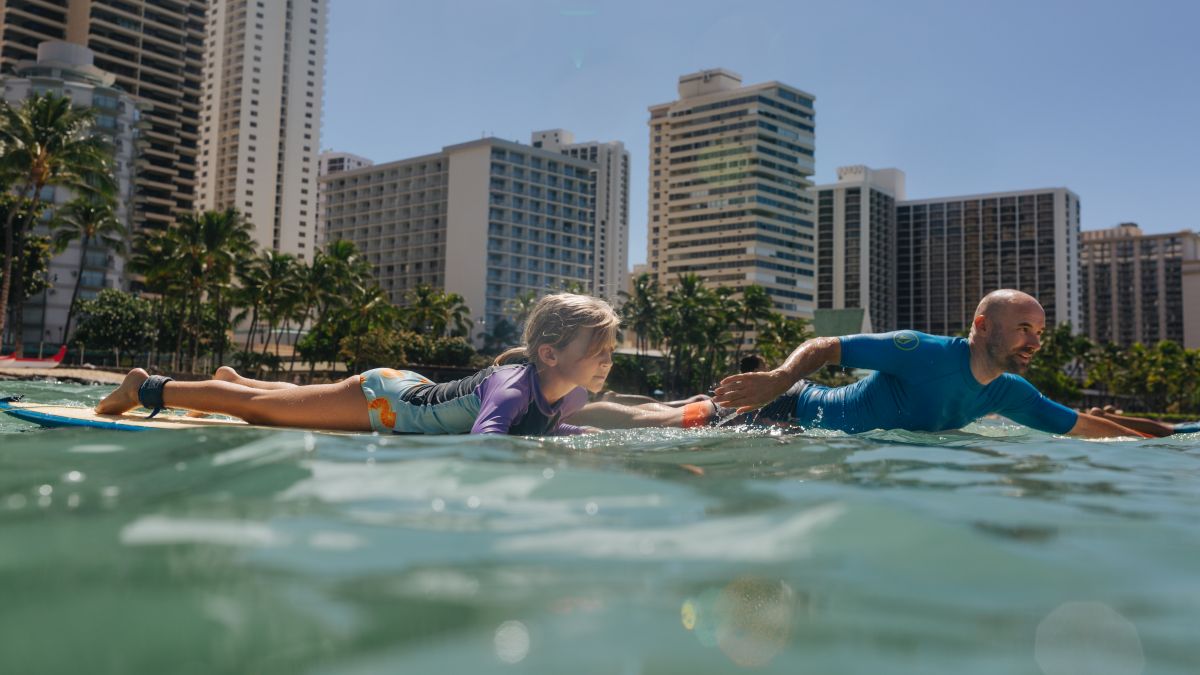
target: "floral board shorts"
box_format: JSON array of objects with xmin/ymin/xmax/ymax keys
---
[{"xmin": 357, "ymin": 368, "xmax": 480, "ymax": 434}]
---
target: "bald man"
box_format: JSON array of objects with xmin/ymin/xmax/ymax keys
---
[{"xmin": 572, "ymin": 290, "xmax": 1143, "ymax": 438}]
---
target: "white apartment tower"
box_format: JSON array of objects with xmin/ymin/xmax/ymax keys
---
[
  {"xmin": 647, "ymin": 69, "xmax": 817, "ymax": 317},
  {"xmin": 317, "ymin": 149, "xmax": 372, "ymax": 244},
  {"xmin": 199, "ymin": 0, "xmax": 328, "ymax": 260},
  {"xmin": 531, "ymin": 129, "xmax": 630, "ymax": 304},
  {"xmin": 322, "ymin": 138, "xmax": 596, "ymax": 342},
  {"xmin": 814, "ymin": 166, "xmax": 905, "ymax": 332}
]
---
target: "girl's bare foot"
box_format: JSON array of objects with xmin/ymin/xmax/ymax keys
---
[{"xmin": 95, "ymin": 369, "xmax": 150, "ymax": 415}]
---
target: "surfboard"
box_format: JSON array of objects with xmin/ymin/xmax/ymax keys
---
[{"xmin": 0, "ymin": 397, "xmax": 253, "ymax": 431}]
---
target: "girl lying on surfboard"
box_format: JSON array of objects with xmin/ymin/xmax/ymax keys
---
[{"xmin": 95, "ymin": 293, "xmax": 618, "ymax": 435}]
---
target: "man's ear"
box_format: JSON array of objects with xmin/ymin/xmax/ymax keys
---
[
  {"xmin": 537, "ymin": 344, "xmax": 557, "ymax": 367},
  {"xmin": 972, "ymin": 314, "xmax": 988, "ymax": 335}
]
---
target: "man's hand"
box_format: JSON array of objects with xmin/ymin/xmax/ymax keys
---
[{"xmin": 713, "ymin": 369, "xmax": 795, "ymax": 415}]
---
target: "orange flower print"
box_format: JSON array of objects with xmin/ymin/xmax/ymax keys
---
[{"xmin": 367, "ymin": 397, "xmax": 397, "ymax": 429}]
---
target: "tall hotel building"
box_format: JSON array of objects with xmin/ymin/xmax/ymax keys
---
[
  {"xmin": 1, "ymin": 42, "xmax": 138, "ymax": 347},
  {"xmin": 1080, "ymin": 223, "xmax": 1200, "ymax": 349},
  {"xmin": 896, "ymin": 188, "xmax": 1081, "ymax": 334},
  {"xmin": 0, "ymin": 0, "xmax": 206, "ymax": 231},
  {"xmin": 647, "ymin": 69, "xmax": 817, "ymax": 317},
  {"xmin": 531, "ymin": 129, "xmax": 630, "ymax": 304},
  {"xmin": 198, "ymin": 0, "xmax": 327, "ymax": 259},
  {"xmin": 814, "ymin": 165, "xmax": 905, "ymax": 332},
  {"xmin": 322, "ymin": 138, "xmax": 595, "ymax": 336}
]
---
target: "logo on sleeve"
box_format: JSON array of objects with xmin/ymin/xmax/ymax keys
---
[{"xmin": 893, "ymin": 331, "xmax": 919, "ymax": 351}]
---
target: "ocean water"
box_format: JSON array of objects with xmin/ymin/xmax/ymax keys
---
[{"xmin": 1, "ymin": 380, "xmax": 1198, "ymax": 674}]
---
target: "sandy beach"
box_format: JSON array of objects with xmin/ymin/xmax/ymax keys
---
[{"xmin": 0, "ymin": 366, "xmax": 125, "ymax": 386}]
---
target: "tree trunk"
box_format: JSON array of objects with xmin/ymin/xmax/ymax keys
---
[
  {"xmin": 63, "ymin": 233, "xmax": 91, "ymax": 342},
  {"xmin": 0, "ymin": 186, "xmax": 41, "ymax": 347},
  {"xmin": 244, "ymin": 305, "xmax": 259, "ymax": 353},
  {"xmin": 9, "ymin": 235, "xmax": 27, "ymax": 357}
]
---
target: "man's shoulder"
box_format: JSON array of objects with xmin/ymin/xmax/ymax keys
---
[{"xmin": 875, "ymin": 330, "xmax": 962, "ymax": 353}]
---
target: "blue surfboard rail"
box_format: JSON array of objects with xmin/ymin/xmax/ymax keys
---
[{"xmin": 0, "ymin": 396, "xmax": 148, "ymax": 431}]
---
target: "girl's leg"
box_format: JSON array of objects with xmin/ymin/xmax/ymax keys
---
[
  {"xmin": 96, "ymin": 369, "xmax": 372, "ymax": 431},
  {"xmin": 211, "ymin": 365, "xmax": 299, "ymax": 390},
  {"xmin": 188, "ymin": 366, "xmax": 300, "ymax": 417}
]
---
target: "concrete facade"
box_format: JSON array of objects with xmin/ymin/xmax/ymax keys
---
[
  {"xmin": 814, "ymin": 166, "xmax": 905, "ymax": 333},
  {"xmin": 1, "ymin": 0, "xmax": 206, "ymax": 233},
  {"xmin": 1080, "ymin": 223, "xmax": 1200, "ymax": 349},
  {"xmin": 896, "ymin": 188, "xmax": 1081, "ymax": 334},
  {"xmin": 198, "ymin": 0, "xmax": 327, "ymax": 260},
  {"xmin": 316, "ymin": 149, "xmax": 372, "ymax": 245},
  {"xmin": 0, "ymin": 41, "xmax": 139, "ymax": 348},
  {"xmin": 646, "ymin": 68, "xmax": 817, "ymax": 318},
  {"xmin": 322, "ymin": 138, "xmax": 595, "ymax": 342},
  {"xmin": 532, "ymin": 129, "xmax": 630, "ymax": 304}
]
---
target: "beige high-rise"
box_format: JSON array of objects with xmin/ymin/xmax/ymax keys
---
[
  {"xmin": 198, "ymin": 0, "xmax": 327, "ymax": 259},
  {"xmin": 647, "ymin": 69, "xmax": 817, "ymax": 317},
  {"xmin": 1081, "ymin": 223, "xmax": 1200, "ymax": 348},
  {"xmin": 0, "ymin": 0, "xmax": 206, "ymax": 231}
]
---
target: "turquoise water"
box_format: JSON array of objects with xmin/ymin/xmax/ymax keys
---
[{"xmin": 2, "ymin": 381, "xmax": 1199, "ymax": 674}]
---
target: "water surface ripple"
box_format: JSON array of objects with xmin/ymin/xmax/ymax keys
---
[{"xmin": 1, "ymin": 381, "xmax": 1197, "ymax": 673}]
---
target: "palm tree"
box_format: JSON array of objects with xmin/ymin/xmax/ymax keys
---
[
  {"xmin": 0, "ymin": 92, "xmax": 114, "ymax": 350},
  {"xmin": 404, "ymin": 284, "xmax": 448, "ymax": 335},
  {"xmin": 128, "ymin": 227, "xmax": 183, "ymax": 369},
  {"xmin": 445, "ymin": 292, "xmax": 473, "ymax": 338},
  {"xmin": 732, "ymin": 284, "xmax": 773, "ymax": 364},
  {"xmin": 167, "ymin": 210, "xmax": 254, "ymax": 371},
  {"xmin": 660, "ymin": 274, "xmax": 721, "ymax": 394},
  {"xmin": 51, "ymin": 196, "xmax": 124, "ymax": 341},
  {"xmin": 256, "ymin": 250, "xmax": 301, "ymax": 369},
  {"xmin": 618, "ymin": 273, "xmax": 662, "ymax": 359},
  {"xmin": 321, "ymin": 238, "xmax": 373, "ymax": 311},
  {"xmin": 506, "ymin": 290, "xmax": 538, "ymax": 333}
]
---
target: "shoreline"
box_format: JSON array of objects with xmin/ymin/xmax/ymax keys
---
[{"xmin": 0, "ymin": 366, "xmax": 125, "ymax": 386}]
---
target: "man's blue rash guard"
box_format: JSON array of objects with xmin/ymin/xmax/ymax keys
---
[{"xmin": 769, "ymin": 331, "xmax": 1078, "ymax": 434}]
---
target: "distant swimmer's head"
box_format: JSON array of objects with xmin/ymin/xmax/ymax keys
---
[{"xmin": 969, "ymin": 289, "xmax": 1046, "ymax": 374}]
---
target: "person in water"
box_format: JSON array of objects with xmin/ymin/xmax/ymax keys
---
[
  {"xmin": 95, "ymin": 293, "xmax": 618, "ymax": 435},
  {"xmin": 571, "ymin": 290, "xmax": 1145, "ymax": 438}
]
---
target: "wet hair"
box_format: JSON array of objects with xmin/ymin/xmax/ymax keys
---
[{"xmin": 494, "ymin": 293, "xmax": 620, "ymax": 367}]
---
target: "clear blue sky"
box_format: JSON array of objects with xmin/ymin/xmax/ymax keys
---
[{"xmin": 322, "ymin": 0, "xmax": 1200, "ymax": 270}]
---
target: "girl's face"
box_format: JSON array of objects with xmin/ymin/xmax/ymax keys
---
[{"xmin": 546, "ymin": 329, "xmax": 614, "ymax": 393}]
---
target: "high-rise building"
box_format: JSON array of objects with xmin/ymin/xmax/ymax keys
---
[
  {"xmin": 1080, "ymin": 223, "xmax": 1200, "ymax": 348},
  {"xmin": 198, "ymin": 0, "xmax": 327, "ymax": 259},
  {"xmin": 896, "ymin": 188, "xmax": 1081, "ymax": 334},
  {"xmin": 317, "ymin": 149, "xmax": 372, "ymax": 245},
  {"xmin": 647, "ymin": 68, "xmax": 817, "ymax": 317},
  {"xmin": 814, "ymin": 165, "xmax": 905, "ymax": 332},
  {"xmin": 0, "ymin": 41, "xmax": 139, "ymax": 347},
  {"xmin": 322, "ymin": 138, "xmax": 595, "ymax": 340},
  {"xmin": 1, "ymin": 0, "xmax": 207, "ymax": 233},
  {"xmin": 531, "ymin": 129, "xmax": 630, "ymax": 304}
]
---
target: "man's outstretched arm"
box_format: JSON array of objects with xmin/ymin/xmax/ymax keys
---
[
  {"xmin": 713, "ymin": 337, "xmax": 842, "ymax": 414},
  {"xmin": 1068, "ymin": 412, "xmax": 1152, "ymax": 439}
]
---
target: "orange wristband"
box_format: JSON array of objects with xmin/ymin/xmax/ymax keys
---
[{"xmin": 682, "ymin": 401, "xmax": 714, "ymax": 428}]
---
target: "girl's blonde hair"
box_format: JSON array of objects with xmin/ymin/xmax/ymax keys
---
[{"xmin": 494, "ymin": 293, "xmax": 620, "ymax": 367}]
